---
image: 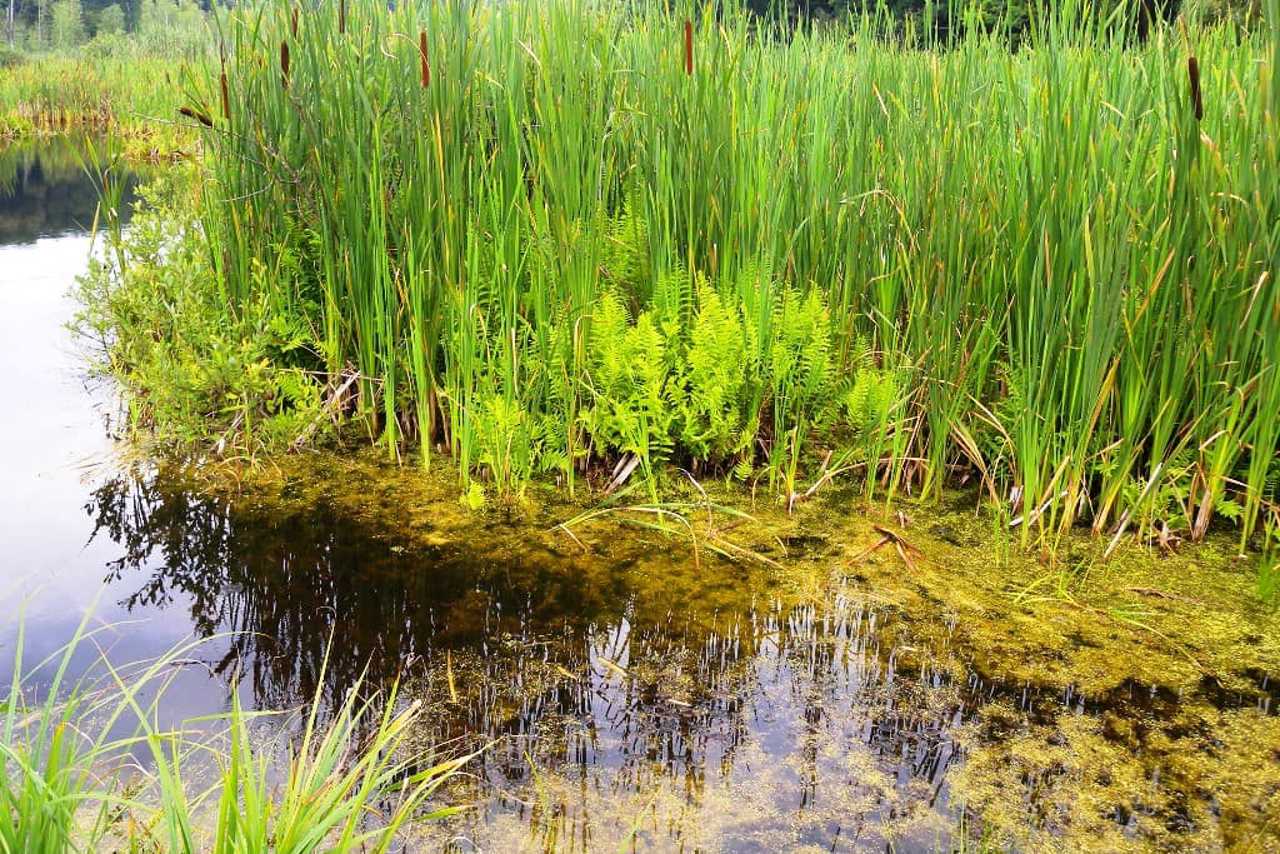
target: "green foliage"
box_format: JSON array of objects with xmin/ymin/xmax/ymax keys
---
[
  {"xmin": 1, "ymin": 608, "xmax": 467, "ymax": 852},
  {"xmin": 600, "ymin": 202, "xmax": 651, "ymax": 295},
  {"xmin": 49, "ymin": 0, "xmax": 84, "ymax": 49},
  {"xmin": 844, "ymin": 364, "xmax": 901, "ymax": 437},
  {"xmin": 672, "ymin": 286, "xmax": 761, "ymax": 462},
  {"xmin": 583, "ymin": 291, "xmax": 674, "ymax": 486},
  {"xmin": 94, "ymin": 4, "xmax": 124, "ymax": 36},
  {"xmin": 74, "ymin": 174, "xmax": 328, "ymax": 457},
  {"xmin": 73, "ymin": 0, "xmax": 1280, "ymax": 554},
  {"xmin": 766, "ymin": 286, "xmax": 835, "ymax": 434}
]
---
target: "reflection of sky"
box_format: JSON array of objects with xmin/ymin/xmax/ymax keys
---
[{"xmin": 0, "ymin": 228, "xmax": 237, "ymax": 727}]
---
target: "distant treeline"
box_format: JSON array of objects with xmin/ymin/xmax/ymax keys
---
[
  {"xmin": 743, "ymin": 0, "xmax": 1261, "ymax": 35},
  {"xmin": 3, "ymin": 0, "xmax": 206, "ymax": 53},
  {"xmin": 3, "ymin": 0, "xmax": 1265, "ymax": 55}
]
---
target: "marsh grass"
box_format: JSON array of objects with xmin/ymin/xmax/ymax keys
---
[
  {"xmin": 0, "ymin": 604, "xmax": 467, "ymax": 851},
  {"xmin": 0, "ymin": 52, "xmax": 199, "ymax": 158},
  {"xmin": 86, "ymin": 0, "xmax": 1280, "ymax": 555}
]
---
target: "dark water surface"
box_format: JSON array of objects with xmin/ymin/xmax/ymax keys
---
[{"xmin": 2, "ymin": 139, "xmax": 1276, "ymax": 852}]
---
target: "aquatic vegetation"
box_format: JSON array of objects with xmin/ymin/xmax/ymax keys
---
[
  {"xmin": 80, "ymin": 0, "xmax": 1280, "ymax": 557},
  {"xmin": 0, "ymin": 605, "xmax": 467, "ymax": 851},
  {"xmin": 0, "ymin": 49, "xmax": 199, "ymax": 158}
]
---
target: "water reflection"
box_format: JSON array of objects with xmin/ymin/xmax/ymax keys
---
[
  {"xmin": 0, "ymin": 136, "xmax": 139, "ymax": 243},
  {"xmin": 88, "ymin": 470, "xmax": 999, "ymax": 849},
  {"xmin": 92, "ymin": 467, "xmax": 1278, "ymax": 850}
]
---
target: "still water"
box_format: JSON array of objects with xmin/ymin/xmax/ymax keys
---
[{"xmin": 1, "ymin": 139, "xmax": 1275, "ymax": 852}]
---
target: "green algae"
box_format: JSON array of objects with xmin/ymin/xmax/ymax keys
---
[{"xmin": 144, "ymin": 450, "xmax": 1280, "ymax": 851}]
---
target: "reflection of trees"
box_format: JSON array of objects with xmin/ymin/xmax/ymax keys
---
[
  {"xmin": 87, "ymin": 473, "xmax": 613, "ymax": 711},
  {"xmin": 0, "ymin": 137, "xmax": 139, "ymax": 244},
  {"xmin": 88, "ymin": 472, "xmax": 976, "ymax": 827}
]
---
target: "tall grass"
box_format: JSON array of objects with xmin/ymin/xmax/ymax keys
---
[
  {"xmin": 1, "ymin": 605, "xmax": 466, "ymax": 851},
  {"xmin": 0, "ymin": 49, "xmax": 202, "ymax": 157},
  {"xmin": 118, "ymin": 0, "xmax": 1279, "ymax": 548}
]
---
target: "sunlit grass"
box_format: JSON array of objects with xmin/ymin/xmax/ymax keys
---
[{"xmin": 0, "ymin": 604, "xmax": 468, "ymax": 851}]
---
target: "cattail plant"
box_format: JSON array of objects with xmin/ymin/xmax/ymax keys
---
[
  {"xmin": 220, "ymin": 63, "xmax": 231, "ymax": 122},
  {"xmin": 107, "ymin": 0, "xmax": 1280, "ymax": 550},
  {"xmin": 420, "ymin": 30, "xmax": 430, "ymax": 88},
  {"xmin": 1187, "ymin": 55, "xmax": 1204, "ymax": 121},
  {"xmin": 684, "ymin": 19, "xmax": 693, "ymax": 75},
  {"xmin": 178, "ymin": 105, "xmax": 213, "ymax": 127}
]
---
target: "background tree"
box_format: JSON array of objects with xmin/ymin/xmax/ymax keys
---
[
  {"xmin": 93, "ymin": 0, "xmax": 121, "ymax": 34},
  {"xmin": 50, "ymin": 0, "xmax": 84, "ymax": 47}
]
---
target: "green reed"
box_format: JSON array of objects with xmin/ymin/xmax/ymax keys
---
[
  {"xmin": 1, "ymin": 605, "xmax": 465, "ymax": 851},
  {"xmin": 124, "ymin": 0, "xmax": 1279, "ymax": 549}
]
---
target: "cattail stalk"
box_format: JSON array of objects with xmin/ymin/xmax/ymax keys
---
[
  {"xmin": 684, "ymin": 20, "xmax": 693, "ymax": 76},
  {"xmin": 420, "ymin": 31, "xmax": 430, "ymax": 88},
  {"xmin": 1187, "ymin": 56, "xmax": 1203, "ymax": 121}
]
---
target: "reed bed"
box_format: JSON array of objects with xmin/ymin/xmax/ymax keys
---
[
  {"xmin": 109, "ymin": 0, "xmax": 1279, "ymax": 550},
  {"xmin": 0, "ymin": 52, "xmax": 198, "ymax": 157}
]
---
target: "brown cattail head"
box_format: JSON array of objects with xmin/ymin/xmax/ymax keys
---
[
  {"xmin": 338, "ymin": 0, "xmax": 346, "ymax": 34},
  {"xmin": 291, "ymin": 5, "xmax": 298, "ymax": 37},
  {"xmin": 684, "ymin": 20, "xmax": 693, "ymax": 76},
  {"xmin": 419, "ymin": 31, "xmax": 430, "ymax": 88},
  {"xmin": 281, "ymin": 40, "xmax": 291, "ymax": 89},
  {"xmin": 178, "ymin": 105, "xmax": 214, "ymax": 128},
  {"xmin": 220, "ymin": 68, "xmax": 230, "ymax": 121},
  {"xmin": 1187, "ymin": 56, "xmax": 1203, "ymax": 122}
]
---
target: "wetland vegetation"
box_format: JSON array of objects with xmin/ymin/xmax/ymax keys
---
[
  {"xmin": 78, "ymin": 0, "xmax": 1280, "ymax": 560},
  {"xmin": 3, "ymin": 0, "xmax": 1280, "ymax": 849}
]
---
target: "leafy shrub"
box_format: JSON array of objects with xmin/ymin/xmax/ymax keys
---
[{"xmin": 74, "ymin": 174, "xmax": 327, "ymax": 455}]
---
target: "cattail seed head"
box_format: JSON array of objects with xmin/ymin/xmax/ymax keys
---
[
  {"xmin": 419, "ymin": 31, "xmax": 430, "ymax": 88},
  {"xmin": 281, "ymin": 40, "xmax": 291, "ymax": 89},
  {"xmin": 1187, "ymin": 56, "xmax": 1203, "ymax": 122},
  {"xmin": 220, "ymin": 69, "xmax": 230, "ymax": 121},
  {"xmin": 339, "ymin": 0, "xmax": 346, "ymax": 34},
  {"xmin": 291, "ymin": 5, "xmax": 299, "ymax": 37},
  {"xmin": 684, "ymin": 20, "xmax": 693, "ymax": 76},
  {"xmin": 178, "ymin": 105, "xmax": 213, "ymax": 128}
]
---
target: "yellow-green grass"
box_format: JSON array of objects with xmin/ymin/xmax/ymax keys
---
[{"xmin": 0, "ymin": 52, "xmax": 200, "ymax": 159}]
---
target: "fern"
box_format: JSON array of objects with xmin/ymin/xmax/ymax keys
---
[
  {"xmin": 672, "ymin": 286, "xmax": 760, "ymax": 462},
  {"xmin": 767, "ymin": 285, "xmax": 835, "ymax": 435},
  {"xmin": 582, "ymin": 291, "xmax": 675, "ymax": 491}
]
